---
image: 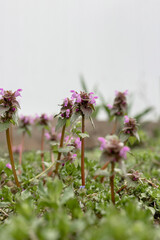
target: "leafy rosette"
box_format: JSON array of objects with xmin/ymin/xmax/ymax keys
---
[{"xmin": 0, "ymin": 88, "xmax": 22, "ymax": 131}]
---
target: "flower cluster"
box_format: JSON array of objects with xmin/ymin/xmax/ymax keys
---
[
  {"xmin": 61, "ymin": 152, "xmax": 77, "ymax": 166},
  {"xmin": 35, "ymin": 113, "xmax": 52, "ymax": 127},
  {"xmin": 122, "ymin": 116, "xmax": 139, "ymax": 136},
  {"xmin": 107, "ymin": 90, "xmax": 128, "ymax": 117},
  {"xmin": 70, "ymin": 90, "xmax": 98, "ymax": 117},
  {"xmin": 19, "ymin": 115, "xmax": 34, "ymax": 128},
  {"xmin": 64, "ymin": 136, "xmax": 81, "ymax": 150},
  {"xmin": 0, "ymin": 88, "xmax": 22, "ymax": 123},
  {"xmin": 60, "ymin": 98, "xmax": 73, "ymax": 119},
  {"xmin": 98, "ymin": 135, "xmax": 130, "ymax": 162},
  {"xmin": 45, "ymin": 127, "xmax": 61, "ymax": 142},
  {"xmin": 128, "ymin": 170, "xmax": 141, "ymax": 181}
]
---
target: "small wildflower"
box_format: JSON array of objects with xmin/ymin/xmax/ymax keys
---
[
  {"xmin": 70, "ymin": 90, "xmax": 98, "ymax": 117},
  {"xmin": 0, "ymin": 88, "xmax": 22, "ymax": 124},
  {"xmin": 6, "ymin": 163, "xmax": 12, "ymax": 169},
  {"xmin": 99, "ymin": 135, "xmax": 130, "ymax": 162},
  {"xmin": 98, "ymin": 137, "xmax": 107, "ymax": 150},
  {"xmin": 122, "ymin": 116, "xmax": 139, "ymax": 137},
  {"xmin": 79, "ymin": 185, "xmax": 85, "ymax": 189},
  {"xmin": 109, "ymin": 90, "xmax": 128, "ymax": 117}
]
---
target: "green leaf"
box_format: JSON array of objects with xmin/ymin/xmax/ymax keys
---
[
  {"xmin": 80, "ymin": 106, "xmax": 92, "ymax": 117},
  {"xmin": 89, "ymin": 116, "xmax": 95, "ymax": 129},
  {"xmin": 0, "ymin": 122, "xmax": 10, "ymax": 132},
  {"xmin": 78, "ymin": 133, "xmax": 89, "ymax": 138},
  {"xmin": 70, "ymin": 112, "xmax": 81, "ymax": 125},
  {"xmin": 128, "ymin": 136, "xmax": 137, "ymax": 145},
  {"xmin": 12, "ymin": 111, "xmax": 19, "ymax": 125},
  {"xmin": 119, "ymin": 133, "xmax": 129, "ymax": 142},
  {"xmin": 61, "ymin": 186, "xmax": 74, "ymax": 204},
  {"xmin": 58, "ymin": 146, "xmax": 75, "ymax": 153},
  {"xmin": 134, "ymin": 132, "xmax": 140, "ymax": 142},
  {"xmin": 55, "ymin": 117, "xmax": 66, "ymax": 131},
  {"xmin": 0, "ymin": 106, "xmax": 9, "ymax": 115}
]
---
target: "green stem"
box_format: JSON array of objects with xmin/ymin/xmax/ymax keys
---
[
  {"xmin": 29, "ymin": 162, "xmax": 55, "ymax": 182},
  {"xmin": 6, "ymin": 128, "xmax": 20, "ymax": 187},
  {"xmin": 81, "ymin": 114, "xmax": 85, "ymax": 186}
]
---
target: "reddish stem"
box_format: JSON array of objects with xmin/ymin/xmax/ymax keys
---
[
  {"xmin": 110, "ymin": 162, "xmax": 115, "ymax": 205},
  {"xmin": 41, "ymin": 128, "xmax": 45, "ymax": 171},
  {"xmin": 81, "ymin": 114, "xmax": 85, "ymax": 186},
  {"xmin": 6, "ymin": 128, "xmax": 20, "ymax": 187},
  {"xmin": 111, "ymin": 118, "xmax": 117, "ymax": 135},
  {"xmin": 54, "ymin": 124, "xmax": 66, "ymax": 176},
  {"xmin": 47, "ymin": 149, "xmax": 55, "ymax": 176},
  {"xmin": 19, "ymin": 131, "xmax": 25, "ymax": 166}
]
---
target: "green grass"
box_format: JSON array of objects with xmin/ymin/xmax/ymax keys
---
[{"xmin": 1, "ymin": 136, "xmax": 160, "ymax": 239}]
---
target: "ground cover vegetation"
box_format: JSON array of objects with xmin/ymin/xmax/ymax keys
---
[{"xmin": 0, "ymin": 87, "xmax": 160, "ymax": 240}]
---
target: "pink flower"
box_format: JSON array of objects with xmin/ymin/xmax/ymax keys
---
[
  {"xmin": 64, "ymin": 98, "xmax": 68, "ymax": 107},
  {"xmin": 45, "ymin": 132, "xmax": 51, "ymax": 140},
  {"xmin": 66, "ymin": 109, "xmax": 70, "ymax": 118},
  {"xmin": 119, "ymin": 146, "xmax": 130, "ymax": 159},
  {"xmin": 0, "ymin": 88, "xmax": 4, "ymax": 95},
  {"xmin": 14, "ymin": 89, "xmax": 22, "ymax": 97},
  {"xmin": 107, "ymin": 104, "xmax": 113, "ymax": 109},
  {"xmin": 98, "ymin": 137, "xmax": 107, "ymax": 150},
  {"xmin": 74, "ymin": 137, "xmax": 81, "ymax": 149},
  {"xmin": 72, "ymin": 154, "xmax": 77, "ymax": 161},
  {"xmin": 124, "ymin": 90, "xmax": 128, "ymax": 96},
  {"xmin": 76, "ymin": 94, "xmax": 81, "ymax": 103},
  {"xmin": 6, "ymin": 163, "xmax": 12, "ymax": 169},
  {"xmin": 124, "ymin": 115, "xmax": 130, "ymax": 123}
]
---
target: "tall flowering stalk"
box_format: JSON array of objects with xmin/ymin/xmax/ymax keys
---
[
  {"xmin": 71, "ymin": 90, "xmax": 98, "ymax": 186},
  {"xmin": 0, "ymin": 88, "xmax": 22, "ymax": 187},
  {"xmin": 98, "ymin": 135, "xmax": 130, "ymax": 205},
  {"xmin": 35, "ymin": 114, "xmax": 52, "ymax": 171},
  {"xmin": 107, "ymin": 90, "xmax": 128, "ymax": 134},
  {"xmin": 18, "ymin": 115, "xmax": 34, "ymax": 169},
  {"xmin": 54, "ymin": 98, "xmax": 73, "ymax": 176}
]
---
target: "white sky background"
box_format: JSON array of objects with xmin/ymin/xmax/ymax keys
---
[{"xmin": 0, "ymin": 0, "xmax": 160, "ymax": 120}]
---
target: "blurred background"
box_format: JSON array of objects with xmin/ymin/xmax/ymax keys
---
[{"xmin": 0, "ymin": 0, "xmax": 160, "ymax": 120}]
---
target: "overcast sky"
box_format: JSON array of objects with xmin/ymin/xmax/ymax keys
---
[{"xmin": 0, "ymin": 0, "xmax": 160, "ymax": 120}]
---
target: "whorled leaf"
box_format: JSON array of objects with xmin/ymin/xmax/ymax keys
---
[{"xmin": 0, "ymin": 122, "xmax": 10, "ymax": 132}]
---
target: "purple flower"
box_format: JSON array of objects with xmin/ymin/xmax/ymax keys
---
[
  {"xmin": 99, "ymin": 135, "xmax": 130, "ymax": 162},
  {"xmin": 6, "ymin": 163, "xmax": 12, "ymax": 169},
  {"xmin": 119, "ymin": 146, "xmax": 130, "ymax": 159},
  {"xmin": 14, "ymin": 89, "xmax": 22, "ymax": 97},
  {"xmin": 45, "ymin": 132, "xmax": 51, "ymax": 140},
  {"xmin": 74, "ymin": 137, "xmax": 81, "ymax": 149},
  {"xmin": 79, "ymin": 185, "xmax": 85, "ymax": 189},
  {"xmin": 64, "ymin": 98, "xmax": 68, "ymax": 107},
  {"xmin": 0, "ymin": 89, "xmax": 22, "ymax": 124},
  {"xmin": 66, "ymin": 109, "xmax": 70, "ymax": 118},
  {"xmin": 124, "ymin": 115, "xmax": 130, "ymax": 123},
  {"xmin": 107, "ymin": 104, "xmax": 113, "ymax": 109},
  {"xmin": 98, "ymin": 137, "xmax": 106, "ymax": 150}
]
